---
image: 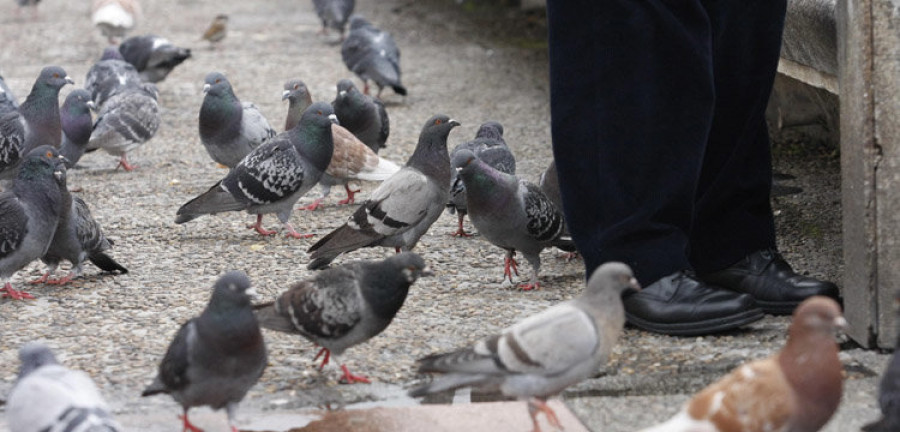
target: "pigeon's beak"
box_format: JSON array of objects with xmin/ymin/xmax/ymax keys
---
[
  {"xmin": 245, "ymin": 287, "xmax": 259, "ymax": 301},
  {"xmin": 421, "ymin": 266, "xmax": 434, "ymax": 277},
  {"xmin": 282, "ymin": 90, "xmax": 290, "ymax": 101},
  {"xmin": 64, "ymin": 76, "xmax": 74, "ymax": 85},
  {"xmin": 449, "ymin": 119, "xmax": 461, "ymax": 127},
  {"xmin": 203, "ymin": 83, "xmax": 211, "ymax": 94},
  {"xmin": 628, "ymin": 277, "xmax": 641, "ymax": 292},
  {"xmin": 86, "ymin": 100, "xmax": 96, "ymax": 111},
  {"xmin": 328, "ymin": 114, "xmax": 338, "ymax": 124},
  {"xmin": 338, "ymin": 90, "xmax": 347, "ymax": 98}
]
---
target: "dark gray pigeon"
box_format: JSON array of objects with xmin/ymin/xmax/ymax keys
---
[
  {"xmin": 59, "ymin": 89, "xmax": 95, "ymax": 168},
  {"xmin": 447, "ymin": 121, "xmax": 515, "ymax": 237},
  {"xmin": 87, "ymin": 82, "xmax": 160, "ymax": 171},
  {"xmin": 0, "ymin": 66, "xmax": 73, "ymax": 180},
  {"xmin": 332, "ymin": 78, "xmax": 389, "ymax": 154},
  {"xmin": 341, "ymin": 15, "xmax": 407, "ymax": 97},
  {"xmin": 255, "ymin": 252, "xmax": 430, "ymax": 383},
  {"xmin": 199, "ymin": 72, "xmax": 275, "ymax": 168},
  {"xmin": 451, "ymin": 149, "xmax": 574, "ymax": 290},
  {"xmin": 0, "ymin": 146, "xmax": 67, "ymax": 300},
  {"xmin": 0, "ymin": 72, "xmax": 18, "ymax": 116},
  {"xmin": 118, "ymin": 34, "xmax": 191, "ymax": 83},
  {"xmin": 7, "ymin": 342, "xmax": 122, "ymax": 432},
  {"xmin": 863, "ymin": 290, "xmax": 900, "ymax": 432},
  {"xmin": 175, "ymin": 102, "xmax": 336, "ymax": 238},
  {"xmin": 141, "ymin": 271, "xmax": 267, "ymax": 432},
  {"xmin": 409, "ymin": 262, "xmax": 638, "ymax": 432},
  {"xmin": 307, "ymin": 115, "xmax": 459, "ymax": 270},
  {"xmin": 84, "ymin": 47, "xmax": 142, "ymax": 108},
  {"xmin": 312, "ymin": 0, "xmax": 355, "ymax": 41}
]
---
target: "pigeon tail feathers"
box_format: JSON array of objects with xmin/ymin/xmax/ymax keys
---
[{"xmin": 175, "ymin": 182, "xmax": 244, "ymax": 224}]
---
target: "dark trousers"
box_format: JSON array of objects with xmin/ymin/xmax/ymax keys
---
[{"xmin": 547, "ymin": 0, "xmax": 784, "ymax": 285}]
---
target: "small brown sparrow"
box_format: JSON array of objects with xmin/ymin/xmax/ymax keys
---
[{"xmin": 201, "ymin": 14, "xmax": 228, "ymax": 48}]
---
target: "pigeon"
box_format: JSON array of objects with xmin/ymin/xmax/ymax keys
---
[
  {"xmin": 638, "ymin": 296, "xmax": 845, "ymax": 432},
  {"xmin": 409, "ymin": 262, "xmax": 638, "ymax": 432},
  {"xmin": 863, "ymin": 291, "xmax": 900, "ymax": 432},
  {"xmin": 32, "ymin": 165, "xmax": 127, "ymax": 285},
  {"xmin": 91, "ymin": 0, "xmax": 141, "ymax": 44},
  {"xmin": 200, "ymin": 14, "xmax": 228, "ymax": 48},
  {"xmin": 141, "ymin": 271, "xmax": 267, "ymax": 432},
  {"xmin": 446, "ymin": 121, "xmax": 515, "ymax": 237},
  {"xmin": 175, "ymin": 102, "xmax": 336, "ymax": 238},
  {"xmin": 58, "ymin": 89, "xmax": 95, "ymax": 168},
  {"xmin": 307, "ymin": 114, "xmax": 459, "ymax": 270},
  {"xmin": 0, "ymin": 146, "xmax": 67, "ymax": 300},
  {"xmin": 0, "ymin": 72, "xmax": 19, "ymax": 116},
  {"xmin": 86, "ymin": 82, "xmax": 160, "ymax": 171},
  {"xmin": 332, "ymin": 78, "xmax": 389, "ymax": 154},
  {"xmin": 0, "ymin": 66, "xmax": 73, "ymax": 180},
  {"xmin": 341, "ymin": 15, "xmax": 407, "ymax": 97},
  {"xmin": 7, "ymin": 342, "xmax": 122, "ymax": 432},
  {"xmin": 255, "ymin": 252, "xmax": 431, "ymax": 384},
  {"xmin": 199, "ymin": 72, "xmax": 275, "ymax": 168},
  {"xmin": 15, "ymin": 0, "xmax": 40, "ymax": 18},
  {"xmin": 312, "ymin": 0, "xmax": 355, "ymax": 41},
  {"xmin": 282, "ymin": 78, "xmax": 399, "ymax": 210},
  {"xmin": 84, "ymin": 46, "xmax": 142, "ymax": 108},
  {"xmin": 119, "ymin": 34, "xmax": 192, "ymax": 83},
  {"xmin": 451, "ymin": 149, "xmax": 574, "ymax": 290}
]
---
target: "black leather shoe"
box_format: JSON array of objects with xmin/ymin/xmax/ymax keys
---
[
  {"xmin": 623, "ymin": 271, "xmax": 764, "ymax": 336},
  {"xmin": 701, "ymin": 249, "xmax": 841, "ymax": 315}
]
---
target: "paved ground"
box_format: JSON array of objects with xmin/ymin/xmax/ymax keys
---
[{"xmin": 0, "ymin": 0, "xmax": 887, "ymax": 431}]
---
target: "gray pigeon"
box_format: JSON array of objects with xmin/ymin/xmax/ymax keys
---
[
  {"xmin": 84, "ymin": 47, "xmax": 142, "ymax": 108},
  {"xmin": 87, "ymin": 82, "xmax": 160, "ymax": 171},
  {"xmin": 341, "ymin": 15, "xmax": 407, "ymax": 97},
  {"xmin": 864, "ymin": 290, "xmax": 900, "ymax": 432},
  {"xmin": 118, "ymin": 34, "xmax": 191, "ymax": 83},
  {"xmin": 332, "ymin": 78, "xmax": 389, "ymax": 154},
  {"xmin": 175, "ymin": 102, "xmax": 336, "ymax": 238},
  {"xmin": 409, "ymin": 262, "xmax": 638, "ymax": 432},
  {"xmin": 7, "ymin": 342, "xmax": 122, "ymax": 432},
  {"xmin": 447, "ymin": 121, "xmax": 515, "ymax": 237},
  {"xmin": 59, "ymin": 89, "xmax": 95, "ymax": 168},
  {"xmin": 312, "ymin": 0, "xmax": 355, "ymax": 41},
  {"xmin": 0, "ymin": 146, "xmax": 67, "ymax": 300},
  {"xmin": 255, "ymin": 252, "xmax": 430, "ymax": 383},
  {"xmin": 199, "ymin": 72, "xmax": 275, "ymax": 168},
  {"xmin": 0, "ymin": 66, "xmax": 73, "ymax": 180},
  {"xmin": 0, "ymin": 72, "xmax": 18, "ymax": 116},
  {"xmin": 141, "ymin": 271, "xmax": 267, "ymax": 432},
  {"xmin": 307, "ymin": 114, "xmax": 459, "ymax": 269},
  {"xmin": 451, "ymin": 149, "xmax": 574, "ymax": 290}
]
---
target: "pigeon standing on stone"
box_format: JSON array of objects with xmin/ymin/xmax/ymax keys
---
[
  {"xmin": 87, "ymin": 82, "xmax": 160, "ymax": 171},
  {"xmin": 0, "ymin": 73, "xmax": 19, "ymax": 116},
  {"xmin": 58, "ymin": 89, "xmax": 95, "ymax": 168},
  {"xmin": 7, "ymin": 342, "xmax": 122, "ymax": 432},
  {"xmin": 341, "ymin": 15, "xmax": 407, "ymax": 97},
  {"xmin": 0, "ymin": 146, "xmax": 67, "ymax": 300},
  {"xmin": 410, "ymin": 262, "xmax": 638, "ymax": 432},
  {"xmin": 452, "ymin": 149, "xmax": 574, "ymax": 290},
  {"xmin": 256, "ymin": 252, "xmax": 430, "ymax": 383},
  {"xmin": 119, "ymin": 34, "xmax": 192, "ymax": 83},
  {"xmin": 332, "ymin": 78, "xmax": 389, "ymax": 154},
  {"xmin": 91, "ymin": 0, "xmax": 141, "ymax": 44},
  {"xmin": 0, "ymin": 66, "xmax": 73, "ymax": 180},
  {"xmin": 141, "ymin": 271, "xmax": 267, "ymax": 432},
  {"xmin": 307, "ymin": 114, "xmax": 459, "ymax": 269},
  {"xmin": 175, "ymin": 102, "xmax": 336, "ymax": 238},
  {"xmin": 639, "ymin": 296, "xmax": 845, "ymax": 432},
  {"xmin": 312, "ymin": 0, "xmax": 354, "ymax": 41},
  {"xmin": 446, "ymin": 121, "xmax": 515, "ymax": 237},
  {"xmin": 199, "ymin": 72, "xmax": 275, "ymax": 168},
  {"xmin": 84, "ymin": 47, "xmax": 142, "ymax": 108},
  {"xmin": 863, "ymin": 291, "xmax": 900, "ymax": 432},
  {"xmin": 200, "ymin": 14, "xmax": 228, "ymax": 49}
]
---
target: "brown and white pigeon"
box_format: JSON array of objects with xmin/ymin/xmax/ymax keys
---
[
  {"xmin": 118, "ymin": 34, "xmax": 191, "ymax": 83},
  {"xmin": 255, "ymin": 252, "xmax": 430, "ymax": 384},
  {"xmin": 341, "ymin": 15, "xmax": 406, "ymax": 97},
  {"xmin": 638, "ymin": 296, "xmax": 845, "ymax": 432},
  {"xmin": 307, "ymin": 114, "xmax": 459, "ymax": 269},
  {"xmin": 199, "ymin": 72, "xmax": 275, "ymax": 168},
  {"xmin": 409, "ymin": 262, "xmax": 638, "ymax": 432},
  {"xmin": 332, "ymin": 78, "xmax": 389, "ymax": 154},
  {"xmin": 91, "ymin": 0, "xmax": 141, "ymax": 44}
]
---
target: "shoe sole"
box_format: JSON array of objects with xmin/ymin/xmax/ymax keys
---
[
  {"xmin": 625, "ymin": 308, "xmax": 766, "ymax": 336},
  {"xmin": 756, "ymin": 300, "xmax": 798, "ymax": 316}
]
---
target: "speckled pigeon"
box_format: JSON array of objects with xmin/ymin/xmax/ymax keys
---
[
  {"xmin": 84, "ymin": 47, "xmax": 142, "ymax": 108},
  {"xmin": 332, "ymin": 78, "xmax": 389, "ymax": 154},
  {"xmin": 0, "ymin": 72, "xmax": 19, "ymax": 116},
  {"xmin": 141, "ymin": 271, "xmax": 267, "ymax": 432},
  {"xmin": 86, "ymin": 82, "xmax": 160, "ymax": 171},
  {"xmin": 863, "ymin": 290, "xmax": 900, "ymax": 432},
  {"xmin": 175, "ymin": 102, "xmax": 336, "ymax": 238},
  {"xmin": 341, "ymin": 15, "xmax": 406, "ymax": 97},
  {"xmin": 199, "ymin": 72, "xmax": 275, "ymax": 168},
  {"xmin": 256, "ymin": 252, "xmax": 430, "ymax": 384},
  {"xmin": 0, "ymin": 66, "xmax": 73, "ymax": 180},
  {"xmin": 0, "ymin": 146, "xmax": 67, "ymax": 300},
  {"xmin": 312, "ymin": 0, "xmax": 355, "ymax": 41},
  {"xmin": 307, "ymin": 114, "xmax": 459, "ymax": 270},
  {"xmin": 7, "ymin": 342, "xmax": 122, "ymax": 432},
  {"xmin": 59, "ymin": 89, "xmax": 95, "ymax": 168},
  {"xmin": 118, "ymin": 34, "xmax": 191, "ymax": 83},
  {"xmin": 92, "ymin": 0, "xmax": 141, "ymax": 44},
  {"xmin": 410, "ymin": 262, "xmax": 638, "ymax": 432},
  {"xmin": 451, "ymin": 149, "xmax": 573, "ymax": 290},
  {"xmin": 447, "ymin": 121, "xmax": 515, "ymax": 237}
]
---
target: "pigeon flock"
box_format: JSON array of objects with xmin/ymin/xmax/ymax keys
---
[{"xmin": 0, "ymin": 0, "xmax": 878, "ymax": 431}]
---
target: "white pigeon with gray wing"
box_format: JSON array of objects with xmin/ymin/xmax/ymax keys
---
[
  {"xmin": 341, "ymin": 15, "xmax": 406, "ymax": 97},
  {"xmin": 87, "ymin": 82, "xmax": 160, "ymax": 171},
  {"xmin": 7, "ymin": 342, "xmax": 122, "ymax": 432},
  {"xmin": 0, "ymin": 72, "xmax": 19, "ymax": 116},
  {"xmin": 118, "ymin": 34, "xmax": 191, "ymax": 83},
  {"xmin": 91, "ymin": 0, "xmax": 141, "ymax": 44},
  {"xmin": 59, "ymin": 89, "xmax": 95, "ymax": 168},
  {"xmin": 199, "ymin": 71, "xmax": 275, "ymax": 168},
  {"xmin": 84, "ymin": 47, "xmax": 142, "ymax": 108},
  {"xmin": 409, "ymin": 262, "xmax": 638, "ymax": 432}
]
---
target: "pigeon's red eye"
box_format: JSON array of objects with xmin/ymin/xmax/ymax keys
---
[
  {"xmin": 45, "ymin": 151, "xmax": 53, "ymax": 158},
  {"xmin": 317, "ymin": 110, "xmax": 323, "ymax": 115},
  {"xmin": 215, "ymin": 79, "xmax": 221, "ymax": 84},
  {"xmin": 294, "ymin": 84, "xmax": 299, "ymax": 90},
  {"xmin": 435, "ymin": 119, "xmax": 442, "ymax": 125},
  {"xmin": 52, "ymin": 73, "xmax": 60, "ymax": 78}
]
